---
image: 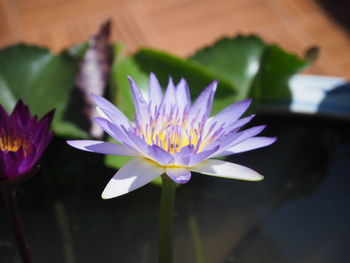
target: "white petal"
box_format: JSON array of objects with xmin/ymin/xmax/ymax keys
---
[
  {"xmin": 102, "ymin": 158, "xmax": 164, "ymax": 199},
  {"xmin": 67, "ymin": 140, "xmax": 138, "ymax": 156},
  {"xmin": 190, "ymin": 159, "xmax": 263, "ymax": 181}
]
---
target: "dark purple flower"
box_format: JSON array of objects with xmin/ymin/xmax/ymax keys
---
[{"xmin": 0, "ymin": 101, "xmax": 54, "ymax": 183}]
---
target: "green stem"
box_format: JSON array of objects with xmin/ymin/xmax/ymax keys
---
[
  {"xmin": 1, "ymin": 186, "xmax": 35, "ymax": 263},
  {"xmin": 159, "ymin": 174, "xmax": 177, "ymax": 263}
]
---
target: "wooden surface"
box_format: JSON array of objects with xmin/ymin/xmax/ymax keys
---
[{"xmin": 0, "ymin": 0, "xmax": 349, "ymax": 78}]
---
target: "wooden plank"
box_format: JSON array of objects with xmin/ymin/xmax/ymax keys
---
[{"xmin": 0, "ymin": 0, "xmax": 349, "ymax": 77}]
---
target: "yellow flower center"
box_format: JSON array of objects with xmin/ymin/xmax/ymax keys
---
[
  {"xmin": 0, "ymin": 134, "xmax": 30, "ymax": 156},
  {"xmin": 136, "ymin": 116, "xmax": 208, "ymax": 154}
]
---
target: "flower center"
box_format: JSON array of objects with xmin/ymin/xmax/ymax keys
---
[
  {"xmin": 135, "ymin": 107, "xmax": 208, "ymax": 154},
  {"xmin": 0, "ymin": 133, "xmax": 30, "ymax": 156}
]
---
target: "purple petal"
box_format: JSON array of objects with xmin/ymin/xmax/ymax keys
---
[
  {"xmin": 122, "ymin": 129, "xmax": 151, "ymax": 156},
  {"xmin": 91, "ymin": 94, "xmax": 131, "ymax": 128},
  {"xmin": 222, "ymin": 125, "xmax": 266, "ymax": 149},
  {"xmin": 102, "ymin": 158, "xmax": 164, "ymax": 199},
  {"xmin": 175, "ymin": 78, "xmax": 191, "ymax": 114},
  {"xmin": 147, "ymin": 145, "xmax": 173, "ymax": 165},
  {"xmin": 1, "ymin": 150, "xmax": 23, "ymax": 179},
  {"xmin": 128, "ymin": 76, "xmax": 149, "ymax": 122},
  {"xmin": 166, "ymin": 167, "xmax": 191, "ymax": 184},
  {"xmin": 94, "ymin": 117, "xmax": 119, "ymax": 139},
  {"xmin": 93, "ymin": 118, "xmax": 140, "ymax": 153},
  {"xmin": 0, "ymin": 105, "xmax": 9, "ymax": 122},
  {"xmin": 93, "ymin": 117, "xmax": 134, "ymax": 148},
  {"xmin": 159, "ymin": 77, "xmax": 176, "ymax": 115},
  {"xmin": 32, "ymin": 110, "xmax": 54, "ymax": 142},
  {"xmin": 211, "ymin": 99, "xmax": 252, "ymax": 126},
  {"xmin": 188, "ymin": 80, "xmax": 217, "ymax": 125},
  {"xmin": 67, "ymin": 140, "xmax": 139, "ymax": 156},
  {"xmin": 187, "ymin": 145, "xmax": 219, "ymax": 167},
  {"xmin": 218, "ymin": 137, "xmax": 277, "ymax": 156},
  {"xmin": 172, "ymin": 144, "xmax": 195, "ymax": 165},
  {"xmin": 148, "ymin": 73, "xmax": 163, "ymax": 109},
  {"xmin": 11, "ymin": 100, "xmax": 32, "ymax": 126},
  {"xmin": 31, "ymin": 131, "xmax": 54, "ymax": 167},
  {"xmin": 221, "ymin": 114, "xmax": 255, "ymax": 133}
]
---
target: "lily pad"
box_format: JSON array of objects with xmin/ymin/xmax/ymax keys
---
[
  {"xmin": 0, "ymin": 45, "xmax": 88, "ymax": 138},
  {"xmin": 189, "ymin": 36, "xmax": 310, "ymax": 105}
]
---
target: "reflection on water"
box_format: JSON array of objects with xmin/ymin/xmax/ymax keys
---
[{"xmin": 0, "ymin": 115, "xmax": 349, "ymax": 263}]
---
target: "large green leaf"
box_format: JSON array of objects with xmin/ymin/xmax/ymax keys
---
[
  {"xmin": 190, "ymin": 36, "xmax": 266, "ymax": 100},
  {"xmin": 189, "ymin": 36, "xmax": 309, "ymax": 104},
  {"xmin": 0, "ymin": 45, "xmax": 88, "ymax": 138},
  {"xmin": 249, "ymin": 45, "xmax": 309, "ymax": 104}
]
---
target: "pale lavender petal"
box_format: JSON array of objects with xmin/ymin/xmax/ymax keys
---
[
  {"xmin": 166, "ymin": 167, "xmax": 191, "ymax": 184},
  {"xmin": 217, "ymin": 137, "xmax": 277, "ymax": 156},
  {"xmin": 128, "ymin": 76, "xmax": 149, "ymax": 122},
  {"xmin": 91, "ymin": 94, "xmax": 131, "ymax": 128},
  {"xmin": 159, "ymin": 77, "xmax": 177, "ymax": 115},
  {"xmin": 172, "ymin": 144, "xmax": 195, "ymax": 165},
  {"xmin": 148, "ymin": 72, "xmax": 163, "ymax": 108},
  {"xmin": 66, "ymin": 140, "xmax": 138, "ymax": 156},
  {"xmin": 222, "ymin": 114, "xmax": 255, "ymax": 133},
  {"xmin": 147, "ymin": 145, "xmax": 174, "ymax": 165},
  {"xmin": 201, "ymin": 127, "xmax": 241, "ymax": 152},
  {"xmin": 122, "ymin": 129, "xmax": 151, "ymax": 156},
  {"xmin": 187, "ymin": 146, "xmax": 219, "ymax": 167},
  {"xmin": 188, "ymin": 80, "xmax": 217, "ymax": 125},
  {"xmin": 94, "ymin": 117, "xmax": 125, "ymax": 142},
  {"xmin": 227, "ymin": 125, "xmax": 266, "ymax": 146},
  {"xmin": 190, "ymin": 159, "xmax": 263, "ymax": 181},
  {"xmin": 176, "ymin": 78, "xmax": 190, "ymax": 114},
  {"xmin": 102, "ymin": 158, "xmax": 164, "ymax": 199},
  {"xmin": 211, "ymin": 99, "xmax": 252, "ymax": 126}
]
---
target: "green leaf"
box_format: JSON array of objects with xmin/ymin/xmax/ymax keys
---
[
  {"xmin": 249, "ymin": 45, "xmax": 309, "ymax": 104},
  {"xmin": 0, "ymin": 45, "xmax": 88, "ymax": 138},
  {"xmin": 190, "ymin": 36, "xmax": 266, "ymax": 100},
  {"xmin": 189, "ymin": 35, "xmax": 310, "ymax": 105}
]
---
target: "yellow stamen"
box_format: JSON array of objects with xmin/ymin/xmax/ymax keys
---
[{"xmin": 0, "ymin": 134, "xmax": 30, "ymax": 156}]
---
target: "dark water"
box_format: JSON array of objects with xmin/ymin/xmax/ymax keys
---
[{"xmin": 1, "ymin": 114, "xmax": 350, "ymax": 263}]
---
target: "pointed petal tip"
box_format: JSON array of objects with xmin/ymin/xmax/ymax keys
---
[
  {"xmin": 210, "ymin": 80, "xmax": 218, "ymax": 90},
  {"xmin": 270, "ymin": 137, "xmax": 278, "ymax": 144},
  {"xmin": 66, "ymin": 140, "xmax": 82, "ymax": 149},
  {"xmin": 101, "ymin": 189, "xmax": 119, "ymax": 199},
  {"xmin": 167, "ymin": 76, "xmax": 175, "ymax": 86},
  {"xmin": 42, "ymin": 108, "xmax": 55, "ymax": 123},
  {"xmin": 255, "ymin": 174, "xmax": 264, "ymax": 181},
  {"xmin": 127, "ymin": 75, "xmax": 136, "ymax": 84}
]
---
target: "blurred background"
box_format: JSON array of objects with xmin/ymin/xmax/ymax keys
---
[{"xmin": 0, "ymin": 0, "xmax": 349, "ymax": 78}]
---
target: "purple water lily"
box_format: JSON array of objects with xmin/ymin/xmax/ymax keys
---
[
  {"xmin": 68, "ymin": 74, "xmax": 276, "ymax": 199},
  {"xmin": 0, "ymin": 101, "xmax": 54, "ymax": 183}
]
